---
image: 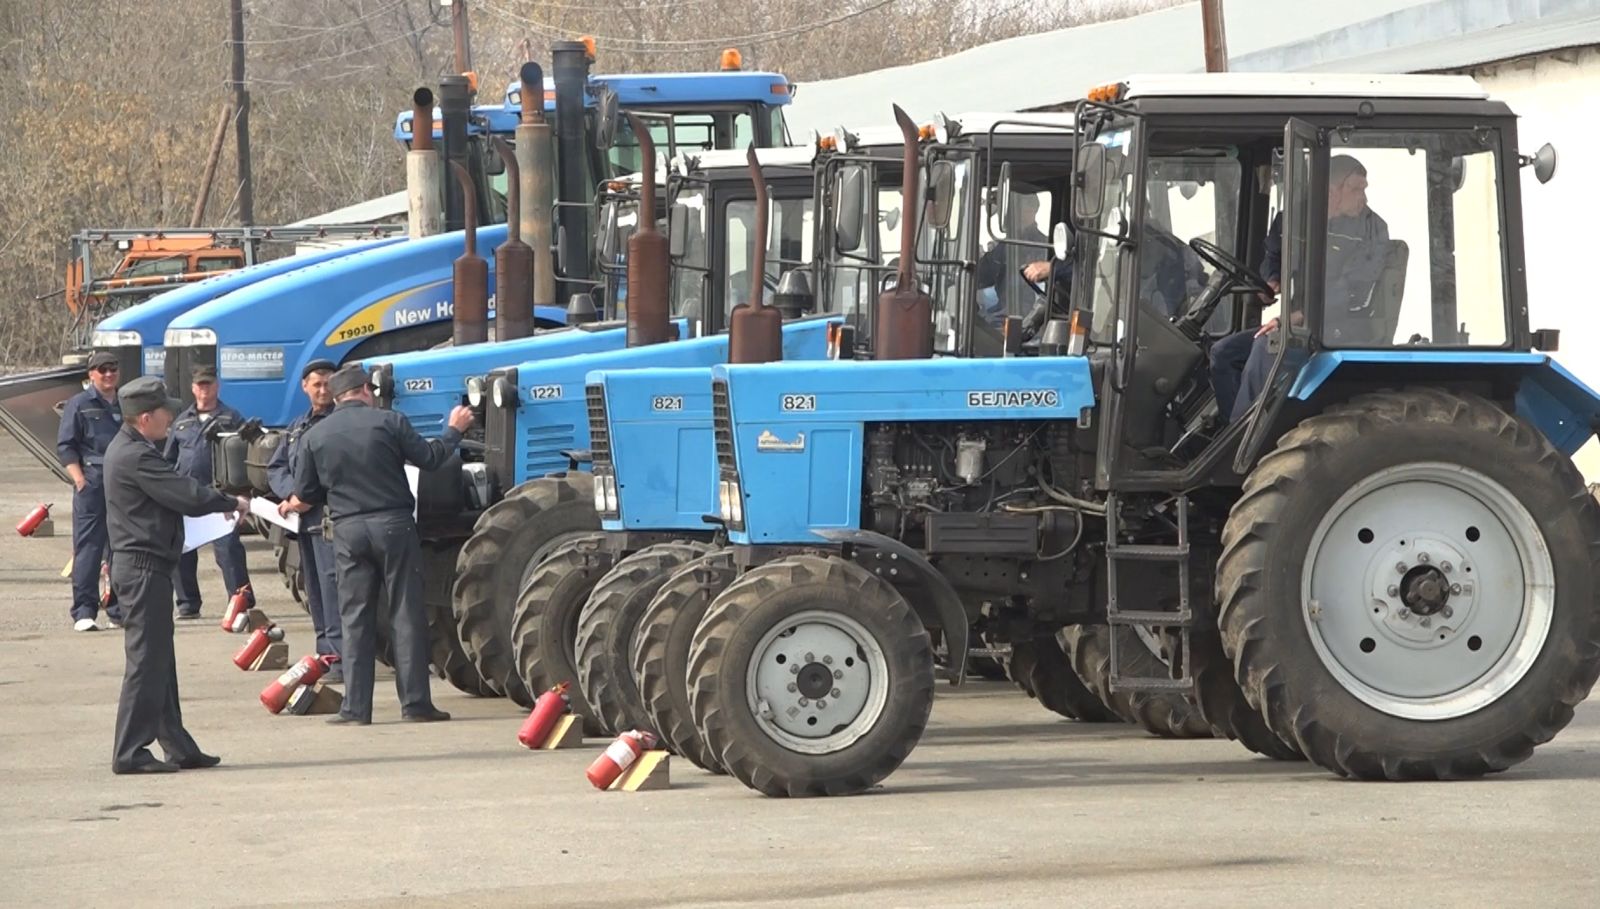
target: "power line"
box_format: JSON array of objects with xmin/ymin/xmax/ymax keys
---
[
  {"xmin": 244, "ymin": 0, "xmax": 409, "ymax": 39},
  {"xmin": 478, "ymin": 0, "xmax": 899, "ymax": 52}
]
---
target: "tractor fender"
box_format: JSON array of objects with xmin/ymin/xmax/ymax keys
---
[{"xmin": 814, "ymin": 528, "xmax": 968, "ymax": 685}]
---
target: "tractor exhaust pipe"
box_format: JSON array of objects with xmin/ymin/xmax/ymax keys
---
[
  {"xmin": 406, "ymin": 88, "xmax": 444, "ymax": 238},
  {"xmin": 552, "ymin": 41, "xmax": 593, "ymax": 287},
  {"xmin": 875, "ymin": 105, "xmax": 933, "ymax": 361},
  {"xmin": 624, "ymin": 112, "xmax": 674, "ymax": 348},
  {"xmin": 729, "ymin": 146, "xmax": 782, "ymax": 364},
  {"xmin": 494, "ymin": 139, "xmax": 534, "ymax": 341},
  {"xmin": 450, "ymin": 161, "xmax": 489, "ymax": 345},
  {"xmin": 439, "ymin": 75, "xmax": 474, "ymax": 233},
  {"xmin": 515, "ymin": 62, "xmax": 557, "ymax": 317}
]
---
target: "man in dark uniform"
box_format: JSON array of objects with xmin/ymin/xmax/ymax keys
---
[
  {"xmin": 266, "ymin": 359, "xmax": 343, "ymax": 678},
  {"xmin": 58, "ymin": 350, "xmax": 128, "ymax": 632},
  {"xmin": 164, "ymin": 366, "xmax": 253, "ymax": 619},
  {"xmin": 104, "ymin": 377, "xmax": 247, "ymax": 774},
  {"xmin": 290, "ymin": 365, "xmax": 472, "ymax": 725}
]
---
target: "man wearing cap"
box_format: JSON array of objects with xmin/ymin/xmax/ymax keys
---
[
  {"xmin": 164, "ymin": 366, "xmax": 253, "ymax": 619},
  {"xmin": 290, "ymin": 364, "xmax": 473, "ymax": 725},
  {"xmin": 266, "ymin": 359, "xmax": 343, "ymax": 676},
  {"xmin": 57, "ymin": 350, "xmax": 128, "ymax": 632},
  {"xmin": 104, "ymin": 377, "xmax": 249, "ymax": 774}
]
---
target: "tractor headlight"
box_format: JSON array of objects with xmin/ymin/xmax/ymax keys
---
[
  {"xmin": 718, "ymin": 477, "xmax": 743, "ymax": 526},
  {"xmin": 466, "ymin": 375, "xmax": 485, "ymax": 409},
  {"xmin": 91, "ymin": 330, "xmax": 141, "ymax": 348},
  {"xmin": 370, "ymin": 366, "xmax": 387, "ymax": 401},
  {"xmin": 592, "ymin": 471, "xmax": 619, "ymax": 516},
  {"xmin": 164, "ymin": 328, "xmax": 217, "ymax": 347},
  {"xmin": 491, "ymin": 375, "xmax": 517, "ymax": 409}
]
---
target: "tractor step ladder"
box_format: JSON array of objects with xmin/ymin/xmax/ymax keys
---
[{"xmin": 1104, "ymin": 493, "xmax": 1197, "ymax": 696}]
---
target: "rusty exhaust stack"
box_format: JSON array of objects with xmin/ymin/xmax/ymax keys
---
[
  {"xmin": 515, "ymin": 62, "xmax": 557, "ymax": 317},
  {"xmin": 406, "ymin": 88, "xmax": 444, "ymax": 239},
  {"xmin": 411, "ymin": 88, "xmax": 435, "ymax": 152},
  {"xmin": 493, "ymin": 139, "xmax": 534, "ymax": 341},
  {"xmin": 450, "ymin": 161, "xmax": 489, "ymax": 345},
  {"xmin": 729, "ymin": 146, "xmax": 783, "ymax": 364},
  {"xmin": 624, "ymin": 112, "xmax": 674, "ymax": 347},
  {"xmin": 875, "ymin": 105, "xmax": 933, "ymax": 361}
]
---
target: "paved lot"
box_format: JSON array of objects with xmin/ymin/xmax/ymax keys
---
[{"xmin": 0, "ymin": 426, "xmax": 1596, "ymax": 907}]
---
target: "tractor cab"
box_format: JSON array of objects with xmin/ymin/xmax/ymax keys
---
[{"xmin": 1068, "ymin": 74, "xmax": 1564, "ymax": 488}]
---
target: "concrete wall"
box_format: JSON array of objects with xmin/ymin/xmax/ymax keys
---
[{"xmin": 1468, "ymin": 45, "xmax": 1600, "ymax": 478}]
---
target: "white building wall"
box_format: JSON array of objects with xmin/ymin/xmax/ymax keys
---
[{"xmin": 1468, "ymin": 46, "xmax": 1600, "ymax": 478}]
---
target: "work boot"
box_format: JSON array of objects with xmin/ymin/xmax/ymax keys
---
[{"xmin": 401, "ymin": 708, "xmax": 451, "ymax": 723}]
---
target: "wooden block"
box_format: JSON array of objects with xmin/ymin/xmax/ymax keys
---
[
  {"xmin": 609, "ymin": 750, "xmax": 671, "ymax": 792},
  {"xmin": 287, "ymin": 682, "xmax": 343, "ymax": 715},
  {"xmin": 533, "ymin": 714, "xmax": 585, "ymax": 750},
  {"xmin": 249, "ymin": 641, "xmax": 289, "ymax": 671},
  {"xmin": 60, "ymin": 557, "xmax": 73, "ymax": 578},
  {"xmin": 246, "ymin": 608, "xmax": 271, "ymax": 630},
  {"xmin": 31, "ymin": 518, "xmax": 54, "ymax": 538}
]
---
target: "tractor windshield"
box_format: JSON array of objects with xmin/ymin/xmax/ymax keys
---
[
  {"xmin": 923, "ymin": 156, "xmax": 971, "ymax": 353},
  {"xmin": 725, "ymin": 195, "xmax": 814, "ymax": 313},
  {"xmin": 669, "ymin": 184, "xmax": 709, "ymax": 320},
  {"xmin": 598, "ymin": 195, "xmax": 639, "ymax": 315},
  {"xmin": 817, "ymin": 157, "xmax": 908, "ymax": 347},
  {"xmin": 1083, "ymin": 125, "xmax": 1137, "ymax": 344}
]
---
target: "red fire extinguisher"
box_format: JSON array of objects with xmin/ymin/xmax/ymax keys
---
[
  {"xmin": 260, "ymin": 654, "xmax": 338, "ymax": 714},
  {"xmin": 231, "ymin": 623, "xmax": 284, "ymax": 670},
  {"xmin": 517, "ymin": 682, "xmax": 572, "ymax": 749},
  {"xmin": 16, "ymin": 503, "xmax": 51, "ymax": 537},
  {"xmin": 219, "ymin": 585, "xmax": 253, "ymax": 632},
  {"xmin": 586, "ymin": 730, "xmax": 657, "ymax": 789}
]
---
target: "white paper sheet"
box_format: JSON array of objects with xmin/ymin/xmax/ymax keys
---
[
  {"xmin": 249, "ymin": 496, "xmax": 300, "ymax": 535},
  {"xmin": 405, "ymin": 465, "xmax": 420, "ymax": 521},
  {"xmin": 183, "ymin": 512, "xmax": 238, "ymax": 553}
]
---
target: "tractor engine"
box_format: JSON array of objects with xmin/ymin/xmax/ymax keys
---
[{"xmin": 861, "ymin": 421, "xmax": 1096, "ymax": 562}]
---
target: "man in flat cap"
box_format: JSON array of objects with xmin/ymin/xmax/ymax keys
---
[
  {"xmin": 164, "ymin": 365, "xmax": 253, "ymax": 619},
  {"xmin": 57, "ymin": 350, "xmax": 128, "ymax": 631},
  {"xmin": 104, "ymin": 377, "xmax": 249, "ymax": 774},
  {"xmin": 290, "ymin": 364, "xmax": 472, "ymax": 725},
  {"xmin": 266, "ymin": 358, "xmax": 343, "ymax": 674}
]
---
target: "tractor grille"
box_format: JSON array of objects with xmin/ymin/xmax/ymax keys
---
[
  {"xmin": 523, "ymin": 423, "xmax": 577, "ymax": 477},
  {"xmin": 712, "ymin": 379, "xmax": 735, "ymax": 475},
  {"xmin": 586, "ymin": 385, "xmax": 611, "ymax": 469},
  {"xmin": 409, "ymin": 413, "xmax": 445, "ymax": 439}
]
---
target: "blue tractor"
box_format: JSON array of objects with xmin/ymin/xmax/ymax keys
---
[
  {"xmin": 551, "ymin": 111, "xmax": 1087, "ymax": 758},
  {"xmin": 685, "ymin": 75, "xmax": 1599, "ymax": 796},
  {"xmin": 160, "ymin": 42, "xmax": 796, "ymax": 427},
  {"xmin": 442, "ymin": 136, "xmax": 853, "ymax": 707}
]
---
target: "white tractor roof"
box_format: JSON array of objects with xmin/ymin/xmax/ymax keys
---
[
  {"xmin": 681, "ymin": 145, "xmax": 819, "ymax": 174},
  {"xmin": 1119, "ymin": 72, "xmax": 1489, "ymax": 100}
]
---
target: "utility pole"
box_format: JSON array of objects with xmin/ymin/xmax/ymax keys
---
[
  {"xmin": 190, "ymin": 104, "xmax": 232, "ymax": 227},
  {"xmin": 1200, "ymin": 0, "xmax": 1229, "ymax": 73},
  {"xmin": 229, "ymin": 0, "xmax": 255, "ymax": 226},
  {"xmin": 449, "ymin": 0, "xmax": 474, "ymax": 76}
]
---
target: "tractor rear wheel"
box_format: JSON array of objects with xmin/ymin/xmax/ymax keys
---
[
  {"xmin": 1009, "ymin": 631, "xmax": 1118, "ymax": 722},
  {"xmin": 1220, "ymin": 388, "xmax": 1600, "ymax": 779},
  {"xmin": 271, "ymin": 528, "xmax": 307, "ymax": 613},
  {"xmin": 575, "ymin": 541, "xmax": 713, "ymax": 736},
  {"xmin": 422, "ymin": 541, "xmax": 496, "ymax": 697},
  {"xmin": 452, "ymin": 473, "xmax": 599, "ymax": 705},
  {"xmin": 1062, "ymin": 624, "xmax": 1213, "ymax": 738},
  {"xmin": 511, "ymin": 533, "xmax": 614, "ymax": 732},
  {"xmin": 632, "ymin": 550, "xmax": 738, "ymax": 773},
  {"xmin": 688, "ymin": 555, "xmax": 934, "ymax": 797},
  {"xmin": 1190, "ymin": 620, "xmax": 1301, "ymax": 760}
]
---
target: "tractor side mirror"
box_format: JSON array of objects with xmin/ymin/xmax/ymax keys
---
[
  {"xmin": 995, "ymin": 161, "xmax": 1014, "ymax": 229},
  {"xmin": 1072, "ymin": 144, "xmax": 1108, "ymax": 225},
  {"xmin": 834, "ymin": 165, "xmax": 867, "ymax": 252},
  {"xmin": 1051, "ymin": 222, "xmax": 1070, "ymax": 261},
  {"xmin": 598, "ymin": 204, "xmax": 619, "ymax": 263},
  {"xmin": 927, "ymin": 160, "xmax": 956, "ymax": 230},
  {"xmin": 884, "ymin": 206, "xmax": 900, "ymax": 233},
  {"xmin": 668, "ymin": 204, "xmax": 689, "ymax": 259},
  {"xmin": 556, "ymin": 226, "xmax": 569, "ymax": 275},
  {"xmin": 1533, "ymin": 142, "xmax": 1557, "ymax": 184},
  {"xmin": 595, "ymin": 87, "xmax": 620, "ymax": 152}
]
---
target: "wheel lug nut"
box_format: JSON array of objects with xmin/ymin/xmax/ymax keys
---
[
  {"xmin": 791, "ymin": 665, "xmax": 800, "ymax": 675},
  {"xmin": 798, "ymin": 698, "xmax": 809, "ymax": 707},
  {"xmin": 1397, "ymin": 562, "xmax": 1408, "ymax": 574},
  {"xmin": 1418, "ymin": 552, "xmax": 1430, "ymax": 563},
  {"xmin": 1421, "ymin": 618, "xmax": 1432, "ymax": 628},
  {"xmin": 831, "ymin": 688, "xmax": 841, "ymax": 698},
  {"xmin": 1442, "ymin": 561, "xmax": 1453, "ymax": 573},
  {"xmin": 1443, "ymin": 607, "xmax": 1454, "ymax": 618},
  {"xmin": 833, "ymin": 669, "xmax": 843, "ymax": 680},
  {"xmin": 1387, "ymin": 585, "xmax": 1399, "ymax": 597},
  {"xmin": 1451, "ymin": 584, "xmax": 1463, "ymax": 596},
  {"xmin": 816, "ymin": 699, "xmax": 827, "ymax": 709},
  {"xmin": 823, "ymin": 655, "xmax": 833, "ymax": 665},
  {"xmin": 1398, "ymin": 608, "xmax": 1411, "ymax": 619},
  {"xmin": 787, "ymin": 683, "xmax": 797, "ymax": 693},
  {"xmin": 805, "ymin": 652, "xmax": 815, "ymax": 663}
]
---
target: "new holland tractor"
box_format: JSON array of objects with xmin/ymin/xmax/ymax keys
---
[
  {"xmin": 442, "ymin": 131, "xmax": 848, "ymax": 707},
  {"xmin": 682, "ymin": 74, "xmax": 1599, "ymax": 797},
  {"xmin": 553, "ymin": 109, "xmax": 1096, "ymax": 768}
]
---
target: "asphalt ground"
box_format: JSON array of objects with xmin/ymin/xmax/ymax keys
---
[{"xmin": 0, "ymin": 426, "xmax": 1596, "ymax": 908}]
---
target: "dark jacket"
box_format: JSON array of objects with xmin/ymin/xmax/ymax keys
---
[
  {"xmin": 104, "ymin": 423, "xmax": 237, "ymax": 566},
  {"xmin": 1261, "ymin": 209, "xmax": 1392, "ymax": 340},
  {"xmin": 57, "ymin": 387, "xmax": 122, "ymax": 474},
  {"xmin": 163, "ymin": 401, "xmax": 245, "ymax": 482},
  {"xmin": 295, "ymin": 400, "xmax": 461, "ymax": 521},
  {"xmin": 266, "ymin": 406, "xmax": 331, "ymax": 529}
]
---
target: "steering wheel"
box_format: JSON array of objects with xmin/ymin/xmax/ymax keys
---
[
  {"xmin": 1187, "ymin": 237, "xmax": 1274, "ymax": 297},
  {"xmin": 1019, "ymin": 264, "xmax": 1048, "ymax": 299}
]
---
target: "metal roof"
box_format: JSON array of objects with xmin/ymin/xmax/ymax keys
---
[{"xmin": 1121, "ymin": 72, "xmax": 1488, "ymax": 99}]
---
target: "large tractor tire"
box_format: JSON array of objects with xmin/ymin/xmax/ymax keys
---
[
  {"xmin": 452, "ymin": 473, "xmax": 599, "ymax": 705},
  {"xmin": 1063, "ymin": 624, "xmax": 1213, "ymax": 738},
  {"xmin": 575, "ymin": 542, "xmax": 713, "ymax": 737},
  {"xmin": 1219, "ymin": 388, "xmax": 1600, "ymax": 780},
  {"xmin": 632, "ymin": 550, "xmax": 738, "ymax": 774},
  {"xmin": 1009, "ymin": 632, "xmax": 1119, "ymax": 722},
  {"xmin": 510, "ymin": 533, "xmax": 615, "ymax": 730},
  {"xmin": 271, "ymin": 528, "xmax": 308, "ymax": 613},
  {"xmin": 1190, "ymin": 620, "xmax": 1302, "ymax": 760},
  {"xmin": 422, "ymin": 541, "xmax": 496, "ymax": 697},
  {"xmin": 687, "ymin": 555, "xmax": 935, "ymax": 797}
]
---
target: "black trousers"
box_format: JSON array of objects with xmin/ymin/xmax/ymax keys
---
[
  {"xmin": 112, "ymin": 553, "xmax": 201, "ymax": 769},
  {"xmin": 175, "ymin": 528, "xmax": 252, "ymax": 616},
  {"xmin": 331, "ymin": 513, "xmax": 434, "ymax": 722}
]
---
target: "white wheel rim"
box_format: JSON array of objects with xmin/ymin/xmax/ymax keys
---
[
  {"xmin": 745, "ymin": 609, "xmax": 890, "ymax": 755},
  {"xmin": 1301, "ymin": 462, "xmax": 1554, "ymax": 721}
]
